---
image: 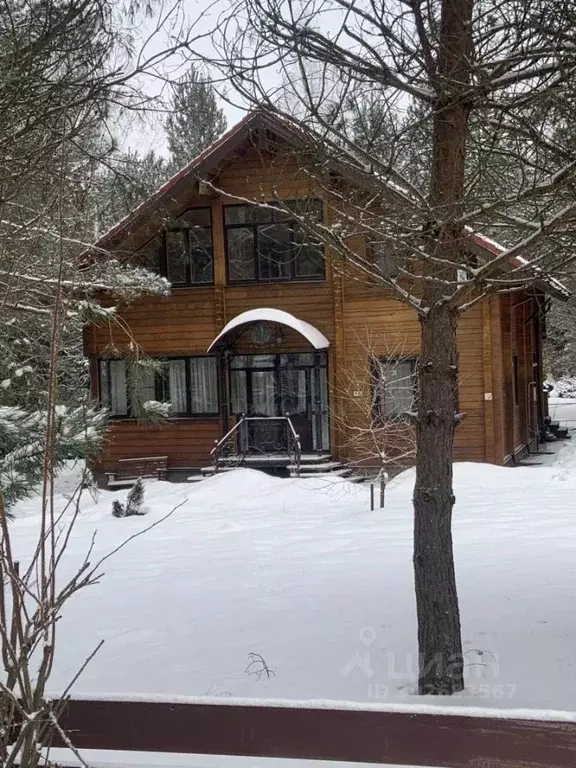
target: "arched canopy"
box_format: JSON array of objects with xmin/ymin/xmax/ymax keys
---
[{"xmin": 207, "ymin": 308, "xmax": 330, "ymax": 352}]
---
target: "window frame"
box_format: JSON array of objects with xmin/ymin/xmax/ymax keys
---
[
  {"xmin": 371, "ymin": 356, "xmax": 418, "ymax": 422},
  {"xmin": 223, "ymin": 200, "xmax": 325, "ymax": 285},
  {"xmin": 97, "ymin": 356, "xmax": 220, "ymax": 420},
  {"xmin": 160, "ymin": 207, "xmax": 214, "ymax": 288}
]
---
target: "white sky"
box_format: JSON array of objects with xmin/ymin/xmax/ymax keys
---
[{"xmin": 118, "ymin": 0, "xmax": 249, "ymax": 156}]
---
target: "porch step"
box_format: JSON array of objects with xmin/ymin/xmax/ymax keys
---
[
  {"xmin": 186, "ymin": 474, "xmax": 206, "ymax": 483},
  {"xmin": 296, "ymin": 467, "xmax": 354, "ymax": 479},
  {"xmin": 200, "ymin": 466, "xmax": 233, "ymax": 477},
  {"xmin": 288, "ymin": 461, "xmax": 347, "ymax": 474}
]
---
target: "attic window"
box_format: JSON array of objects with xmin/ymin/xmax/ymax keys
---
[
  {"xmin": 257, "ymin": 128, "xmax": 278, "ymax": 153},
  {"xmin": 162, "ymin": 207, "xmax": 213, "ymax": 286},
  {"xmin": 224, "ymin": 200, "xmax": 324, "ymax": 284}
]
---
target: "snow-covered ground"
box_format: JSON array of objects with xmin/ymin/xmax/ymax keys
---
[
  {"xmin": 9, "ymin": 437, "xmax": 576, "ymax": 713},
  {"xmin": 549, "ymin": 396, "xmax": 576, "ymax": 426}
]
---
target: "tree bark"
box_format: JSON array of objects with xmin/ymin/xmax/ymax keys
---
[
  {"xmin": 414, "ymin": 303, "xmax": 463, "ymax": 694},
  {"xmin": 413, "ymin": 0, "xmax": 473, "ymax": 695}
]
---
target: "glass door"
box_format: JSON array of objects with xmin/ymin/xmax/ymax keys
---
[{"xmin": 229, "ymin": 352, "xmax": 329, "ymax": 455}]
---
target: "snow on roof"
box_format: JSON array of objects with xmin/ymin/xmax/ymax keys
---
[
  {"xmin": 207, "ymin": 308, "xmax": 330, "ymax": 352},
  {"xmin": 468, "ymin": 229, "xmax": 570, "ymax": 299}
]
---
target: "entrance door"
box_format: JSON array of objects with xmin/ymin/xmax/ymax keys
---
[
  {"xmin": 230, "ymin": 352, "xmax": 328, "ymax": 454},
  {"xmin": 249, "ymin": 368, "xmax": 286, "ymax": 452},
  {"xmin": 279, "ymin": 365, "xmax": 310, "ymax": 451}
]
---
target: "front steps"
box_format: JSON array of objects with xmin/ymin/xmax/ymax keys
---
[
  {"xmin": 198, "ymin": 453, "xmax": 365, "ymax": 482},
  {"xmin": 544, "ymin": 418, "xmax": 571, "ymax": 441}
]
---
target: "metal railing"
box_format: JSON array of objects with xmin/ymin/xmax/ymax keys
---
[{"xmin": 210, "ymin": 414, "xmax": 301, "ymax": 475}]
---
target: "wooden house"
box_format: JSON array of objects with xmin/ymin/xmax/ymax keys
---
[{"xmin": 85, "ymin": 111, "xmax": 568, "ymax": 483}]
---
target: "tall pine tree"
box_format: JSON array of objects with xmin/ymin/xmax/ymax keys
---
[{"xmin": 166, "ymin": 66, "xmax": 227, "ymax": 170}]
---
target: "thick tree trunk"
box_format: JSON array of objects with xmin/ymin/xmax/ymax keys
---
[
  {"xmin": 413, "ymin": 0, "xmax": 473, "ymax": 695},
  {"xmin": 414, "ymin": 303, "xmax": 462, "ymax": 694}
]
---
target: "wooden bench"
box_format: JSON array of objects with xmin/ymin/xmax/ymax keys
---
[{"xmin": 105, "ymin": 456, "xmax": 168, "ymax": 489}]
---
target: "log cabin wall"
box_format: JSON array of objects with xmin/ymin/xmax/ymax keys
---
[
  {"xmin": 494, "ymin": 291, "xmax": 539, "ymax": 465},
  {"xmin": 85, "ymin": 144, "xmax": 527, "ymax": 475}
]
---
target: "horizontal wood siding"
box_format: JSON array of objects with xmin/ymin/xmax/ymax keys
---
[
  {"xmin": 87, "ymin": 145, "xmax": 503, "ymax": 472},
  {"xmin": 340, "ymin": 296, "xmax": 486, "ymax": 465},
  {"xmin": 97, "ymin": 420, "xmax": 220, "ymax": 470}
]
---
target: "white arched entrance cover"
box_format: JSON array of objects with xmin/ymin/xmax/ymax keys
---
[
  {"xmin": 206, "ymin": 308, "xmax": 330, "ymax": 352},
  {"xmin": 207, "ymin": 308, "xmax": 330, "ymax": 456}
]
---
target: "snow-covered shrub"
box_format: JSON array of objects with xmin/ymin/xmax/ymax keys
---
[
  {"xmin": 111, "ymin": 499, "xmax": 125, "ymax": 518},
  {"xmin": 125, "ymin": 478, "xmax": 146, "ymax": 516},
  {"xmin": 111, "ymin": 479, "xmax": 146, "ymax": 518}
]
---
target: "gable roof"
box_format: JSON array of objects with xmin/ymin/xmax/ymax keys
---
[
  {"xmin": 92, "ymin": 109, "xmax": 569, "ymax": 299},
  {"xmin": 92, "ymin": 110, "xmax": 313, "ymax": 253}
]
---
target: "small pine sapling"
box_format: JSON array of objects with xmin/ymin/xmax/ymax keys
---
[
  {"xmin": 125, "ymin": 477, "xmax": 146, "ymax": 516},
  {"xmin": 111, "ymin": 499, "xmax": 125, "ymax": 518}
]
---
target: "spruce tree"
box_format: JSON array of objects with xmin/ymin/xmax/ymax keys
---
[
  {"xmin": 125, "ymin": 477, "xmax": 146, "ymax": 516},
  {"xmin": 165, "ymin": 66, "xmax": 227, "ymax": 170},
  {"xmin": 111, "ymin": 499, "xmax": 125, "ymax": 518}
]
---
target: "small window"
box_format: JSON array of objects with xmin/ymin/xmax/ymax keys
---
[
  {"xmin": 224, "ymin": 200, "xmax": 324, "ymax": 283},
  {"xmin": 372, "ymin": 358, "xmax": 417, "ymax": 419},
  {"xmin": 163, "ymin": 207, "xmax": 213, "ymax": 286},
  {"xmin": 369, "ymin": 240, "xmax": 401, "ymax": 280}
]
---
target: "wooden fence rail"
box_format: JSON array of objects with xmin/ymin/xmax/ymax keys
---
[{"xmin": 48, "ymin": 698, "xmax": 576, "ymax": 768}]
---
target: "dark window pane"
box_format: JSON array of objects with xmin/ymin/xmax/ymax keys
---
[
  {"xmin": 224, "ymin": 205, "xmax": 273, "ymax": 225},
  {"xmin": 258, "ymin": 222, "xmax": 292, "ymax": 280},
  {"xmin": 293, "ymin": 221, "xmax": 324, "ymax": 277},
  {"xmin": 166, "ymin": 230, "xmax": 188, "ymax": 284},
  {"xmin": 230, "ymin": 355, "xmax": 248, "ymax": 369},
  {"xmin": 250, "ymin": 354, "xmax": 275, "ymax": 368},
  {"xmin": 295, "ymin": 242, "xmax": 324, "ymax": 277},
  {"xmin": 190, "ymin": 247, "xmax": 213, "ymax": 284},
  {"xmin": 135, "ymin": 236, "xmax": 159, "ymax": 271},
  {"xmin": 228, "ymin": 227, "xmax": 255, "ymax": 281},
  {"xmin": 280, "ymin": 352, "xmax": 315, "ymax": 367},
  {"xmin": 178, "ymin": 208, "xmax": 211, "ymax": 227},
  {"xmin": 188, "ymin": 223, "xmax": 212, "ymax": 249}
]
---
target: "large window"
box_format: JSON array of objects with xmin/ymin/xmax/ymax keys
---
[
  {"xmin": 162, "ymin": 208, "xmax": 213, "ymax": 286},
  {"xmin": 224, "ymin": 200, "xmax": 324, "ymax": 283},
  {"xmin": 372, "ymin": 358, "xmax": 417, "ymax": 419},
  {"xmin": 98, "ymin": 357, "xmax": 219, "ymax": 418}
]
